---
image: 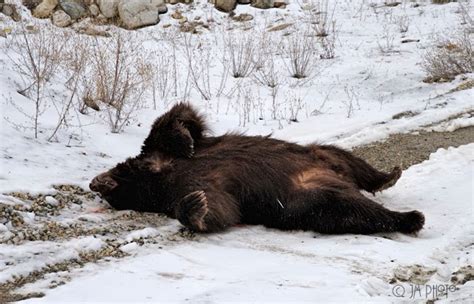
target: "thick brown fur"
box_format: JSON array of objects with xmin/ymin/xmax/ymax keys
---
[{"xmin": 90, "ymin": 104, "xmax": 425, "ymax": 235}]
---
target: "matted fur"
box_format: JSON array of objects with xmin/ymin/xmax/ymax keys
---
[{"xmin": 90, "ymin": 104, "xmax": 424, "ymax": 235}]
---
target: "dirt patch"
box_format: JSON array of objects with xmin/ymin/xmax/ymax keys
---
[
  {"xmin": 0, "ymin": 185, "xmax": 198, "ymax": 302},
  {"xmin": 390, "ymin": 264, "xmax": 437, "ymax": 285},
  {"xmin": 451, "ymin": 265, "xmax": 474, "ymax": 285},
  {"xmin": 353, "ymin": 126, "xmax": 474, "ymax": 172}
]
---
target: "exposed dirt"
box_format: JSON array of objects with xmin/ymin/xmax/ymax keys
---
[{"xmin": 353, "ymin": 126, "xmax": 474, "ymax": 172}]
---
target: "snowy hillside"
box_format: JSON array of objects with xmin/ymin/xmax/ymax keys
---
[{"xmin": 0, "ymin": 0, "xmax": 473, "ymax": 302}]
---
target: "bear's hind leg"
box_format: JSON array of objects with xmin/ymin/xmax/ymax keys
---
[
  {"xmin": 278, "ymin": 188, "xmax": 424, "ymax": 234},
  {"xmin": 318, "ymin": 145, "xmax": 402, "ymax": 193}
]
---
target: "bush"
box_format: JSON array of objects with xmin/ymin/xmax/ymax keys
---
[{"xmin": 422, "ymin": 31, "xmax": 473, "ymax": 83}]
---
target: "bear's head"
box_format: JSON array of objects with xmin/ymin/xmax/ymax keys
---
[{"xmin": 89, "ymin": 155, "xmax": 170, "ymax": 212}]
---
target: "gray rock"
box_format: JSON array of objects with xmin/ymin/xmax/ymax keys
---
[
  {"xmin": 52, "ymin": 9, "xmax": 72, "ymax": 27},
  {"xmin": 59, "ymin": 0, "xmax": 88, "ymax": 19},
  {"xmin": 97, "ymin": 0, "xmax": 119, "ymax": 18},
  {"xmin": 214, "ymin": 0, "xmax": 236, "ymax": 12},
  {"xmin": 118, "ymin": 0, "xmax": 165, "ymax": 29},
  {"xmin": 251, "ymin": 0, "xmax": 274, "ymax": 9}
]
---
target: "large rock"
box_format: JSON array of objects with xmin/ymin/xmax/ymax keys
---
[
  {"xmin": 237, "ymin": 0, "xmax": 251, "ymax": 4},
  {"xmin": 33, "ymin": 0, "xmax": 58, "ymax": 18},
  {"xmin": 52, "ymin": 9, "xmax": 72, "ymax": 27},
  {"xmin": 251, "ymin": 0, "xmax": 274, "ymax": 9},
  {"xmin": 59, "ymin": 0, "xmax": 87, "ymax": 19},
  {"xmin": 118, "ymin": 0, "xmax": 165, "ymax": 29},
  {"xmin": 97, "ymin": 0, "xmax": 119, "ymax": 18},
  {"xmin": 214, "ymin": 0, "xmax": 236, "ymax": 12}
]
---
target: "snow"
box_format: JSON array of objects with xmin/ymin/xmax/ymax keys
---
[
  {"xmin": 20, "ymin": 144, "xmax": 474, "ymax": 303},
  {"xmin": 0, "ymin": 0, "xmax": 473, "ymax": 302},
  {"xmin": 125, "ymin": 227, "xmax": 161, "ymax": 242}
]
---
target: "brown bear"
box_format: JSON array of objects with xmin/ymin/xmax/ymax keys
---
[{"xmin": 90, "ymin": 104, "xmax": 425, "ymax": 235}]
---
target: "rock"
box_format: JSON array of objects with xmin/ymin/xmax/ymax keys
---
[
  {"xmin": 52, "ymin": 9, "xmax": 72, "ymax": 26},
  {"xmin": 59, "ymin": 0, "xmax": 88, "ymax": 19},
  {"xmin": 89, "ymin": 4, "xmax": 99, "ymax": 16},
  {"xmin": 251, "ymin": 0, "xmax": 274, "ymax": 9},
  {"xmin": 33, "ymin": 0, "xmax": 58, "ymax": 18},
  {"xmin": 118, "ymin": 0, "xmax": 165, "ymax": 29},
  {"xmin": 1, "ymin": 4, "xmax": 21, "ymax": 21},
  {"xmin": 274, "ymin": 0, "xmax": 286, "ymax": 8},
  {"xmin": 23, "ymin": 0, "xmax": 43, "ymax": 10},
  {"xmin": 231, "ymin": 13, "xmax": 253, "ymax": 22},
  {"xmin": 214, "ymin": 0, "xmax": 236, "ymax": 12},
  {"xmin": 237, "ymin": 0, "xmax": 251, "ymax": 4},
  {"xmin": 171, "ymin": 10, "xmax": 182, "ymax": 19},
  {"xmin": 97, "ymin": 0, "xmax": 119, "ymax": 18},
  {"xmin": 168, "ymin": 0, "xmax": 179, "ymax": 3}
]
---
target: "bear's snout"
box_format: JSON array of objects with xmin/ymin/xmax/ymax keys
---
[{"xmin": 90, "ymin": 172, "xmax": 118, "ymax": 195}]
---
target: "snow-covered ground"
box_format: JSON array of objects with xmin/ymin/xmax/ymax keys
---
[
  {"xmin": 10, "ymin": 144, "xmax": 473, "ymax": 303},
  {"xmin": 1, "ymin": 0, "xmax": 473, "ymax": 302}
]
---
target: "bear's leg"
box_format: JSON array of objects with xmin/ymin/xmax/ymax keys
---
[
  {"xmin": 174, "ymin": 189, "xmax": 241, "ymax": 233},
  {"xmin": 278, "ymin": 188, "xmax": 424, "ymax": 234},
  {"xmin": 319, "ymin": 145, "xmax": 402, "ymax": 193}
]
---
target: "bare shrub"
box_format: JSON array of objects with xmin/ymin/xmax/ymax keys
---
[
  {"xmin": 319, "ymin": 20, "xmax": 338, "ymax": 59},
  {"xmin": 284, "ymin": 93, "xmax": 306, "ymax": 123},
  {"xmin": 377, "ymin": 22, "xmax": 396, "ymax": 53},
  {"xmin": 422, "ymin": 31, "xmax": 473, "ymax": 83},
  {"xmin": 306, "ymin": 0, "xmax": 336, "ymax": 38},
  {"xmin": 150, "ymin": 50, "xmax": 172, "ymax": 110},
  {"xmin": 253, "ymin": 39, "xmax": 284, "ymax": 119},
  {"xmin": 183, "ymin": 34, "xmax": 229, "ymax": 102},
  {"xmin": 224, "ymin": 32, "xmax": 257, "ymax": 78},
  {"xmin": 283, "ymin": 31, "xmax": 318, "ymax": 79},
  {"xmin": 396, "ymin": 15, "xmax": 410, "ymax": 33},
  {"xmin": 341, "ymin": 85, "xmax": 360, "ymax": 118},
  {"xmin": 88, "ymin": 34, "xmax": 152, "ymax": 133},
  {"xmin": 48, "ymin": 36, "xmax": 90, "ymax": 141},
  {"xmin": 6, "ymin": 23, "xmax": 68, "ymax": 138}
]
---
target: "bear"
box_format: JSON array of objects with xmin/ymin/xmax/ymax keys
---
[{"xmin": 90, "ymin": 103, "xmax": 425, "ymax": 235}]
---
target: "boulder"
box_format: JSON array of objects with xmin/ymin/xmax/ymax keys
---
[
  {"xmin": 33, "ymin": 0, "xmax": 58, "ymax": 18},
  {"xmin": 237, "ymin": 0, "xmax": 251, "ymax": 4},
  {"xmin": 59, "ymin": 0, "xmax": 88, "ymax": 19},
  {"xmin": 214, "ymin": 0, "xmax": 236, "ymax": 12},
  {"xmin": 97, "ymin": 0, "xmax": 119, "ymax": 18},
  {"xmin": 118, "ymin": 0, "xmax": 165, "ymax": 29},
  {"xmin": 52, "ymin": 9, "xmax": 72, "ymax": 27},
  {"xmin": 251, "ymin": 0, "xmax": 274, "ymax": 9}
]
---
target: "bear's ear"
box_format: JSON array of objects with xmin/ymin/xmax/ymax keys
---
[{"xmin": 141, "ymin": 103, "xmax": 208, "ymax": 158}]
